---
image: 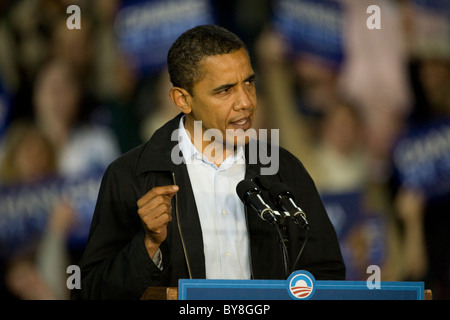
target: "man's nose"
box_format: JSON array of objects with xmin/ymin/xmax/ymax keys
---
[{"xmin": 233, "ymin": 85, "xmax": 254, "ymax": 111}]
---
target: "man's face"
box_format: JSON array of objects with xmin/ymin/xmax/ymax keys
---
[{"xmin": 183, "ymin": 48, "xmax": 257, "ymax": 149}]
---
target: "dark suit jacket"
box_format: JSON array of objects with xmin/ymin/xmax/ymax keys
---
[{"xmin": 72, "ymin": 113, "xmax": 345, "ymax": 299}]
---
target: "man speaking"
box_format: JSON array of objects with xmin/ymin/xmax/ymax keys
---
[{"xmin": 72, "ymin": 25, "xmax": 345, "ymax": 299}]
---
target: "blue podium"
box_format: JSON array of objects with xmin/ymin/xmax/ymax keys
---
[{"xmin": 177, "ymin": 270, "xmax": 426, "ymax": 300}]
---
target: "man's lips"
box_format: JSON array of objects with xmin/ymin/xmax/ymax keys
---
[{"xmin": 230, "ymin": 117, "xmax": 251, "ymax": 130}]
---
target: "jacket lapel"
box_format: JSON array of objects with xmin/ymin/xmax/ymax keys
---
[
  {"xmin": 171, "ymin": 164, "xmax": 206, "ymax": 279},
  {"xmin": 244, "ymin": 144, "xmax": 285, "ymax": 279}
]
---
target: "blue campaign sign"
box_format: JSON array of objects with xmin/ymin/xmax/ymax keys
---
[
  {"xmin": 178, "ymin": 270, "xmax": 424, "ymax": 300},
  {"xmin": 0, "ymin": 171, "xmax": 102, "ymax": 258},
  {"xmin": 114, "ymin": 0, "xmax": 215, "ymax": 76},
  {"xmin": 392, "ymin": 117, "xmax": 450, "ymax": 200},
  {"xmin": 271, "ymin": 0, "xmax": 344, "ymax": 66},
  {"xmin": 320, "ymin": 192, "xmax": 386, "ymax": 281}
]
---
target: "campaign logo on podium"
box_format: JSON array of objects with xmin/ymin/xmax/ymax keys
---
[{"xmin": 287, "ymin": 270, "xmax": 316, "ymax": 300}]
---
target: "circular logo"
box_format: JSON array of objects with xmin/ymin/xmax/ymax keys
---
[{"xmin": 287, "ymin": 271, "xmax": 316, "ymax": 300}]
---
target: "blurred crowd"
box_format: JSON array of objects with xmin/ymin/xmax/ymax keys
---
[{"xmin": 0, "ymin": 0, "xmax": 449, "ymax": 299}]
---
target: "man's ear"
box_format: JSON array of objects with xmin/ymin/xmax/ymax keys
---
[{"xmin": 169, "ymin": 87, "xmax": 192, "ymax": 114}]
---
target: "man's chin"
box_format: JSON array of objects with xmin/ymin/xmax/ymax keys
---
[{"xmin": 224, "ymin": 128, "xmax": 257, "ymax": 148}]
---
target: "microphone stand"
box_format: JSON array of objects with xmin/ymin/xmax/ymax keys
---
[
  {"xmin": 272, "ymin": 211, "xmax": 290, "ymax": 279},
  {"xmin": 291, "ymin": 227, "xmax": 309, "ymax": 274},
  {"xmin": 273, "ymin": 211, "xmax": 310, "ymax": 277}
]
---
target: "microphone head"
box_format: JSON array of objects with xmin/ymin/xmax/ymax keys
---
[
  {"xmin": 268, "ymin": 182, "xmax": 293, "ymax": 207},
  {"xmin": 236, "ymin": 179, "xmax": 260, "ymax": 203}
]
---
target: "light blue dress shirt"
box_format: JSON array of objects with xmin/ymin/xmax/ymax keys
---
[{"xmin": 177, "ymin": 116, "xmax": 251, "ymax": 279}]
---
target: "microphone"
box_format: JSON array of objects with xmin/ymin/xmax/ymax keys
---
[
  {"xmin": 269, "ymin": 183, "xmax": 309, "ymax": 230},
  {"xmin": 236, "ymin": 179, "xmax": 277, "ymax": 224}
]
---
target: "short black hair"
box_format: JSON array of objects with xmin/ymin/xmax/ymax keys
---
[{"xmin": 167, "ymin": 25, "xmax": 248, "ymax": 94}]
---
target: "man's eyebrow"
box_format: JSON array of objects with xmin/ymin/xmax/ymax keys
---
[
  {"xmin": 245, "ymin": 74, "xmax": 256, "ymax": 83},
  {"xmin": 211, "ymin": 74, "xmax": 256, "ymax": 93},
  {"xmin": 212, "ymin": 82, "xmax": 237, "ymax": 93}
]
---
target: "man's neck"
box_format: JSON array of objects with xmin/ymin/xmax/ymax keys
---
[{"xmin": 183, "ymin": 117, "xmax": 237, "ymax": 167}]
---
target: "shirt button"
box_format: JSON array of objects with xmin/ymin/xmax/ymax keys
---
[
  {"xmin": 225, "ymin": 251, "xmax": 230, "ymax": 256},
  {"xmin": 222, "ymin": 209, "xmax": 227, "ymax": 215}
]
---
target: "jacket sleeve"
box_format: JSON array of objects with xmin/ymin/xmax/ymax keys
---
[
  {"xmin": 71, "ymin": 161, "xmax": 168, "ymax": 300},
  {"xmin": 281, "ymin": 150, "xmax": 346, "ymax": 280}
]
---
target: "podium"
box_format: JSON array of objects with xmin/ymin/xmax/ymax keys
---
[
  {"xmin": 141, "ymin": 270, "xmax": 431, "ymax": 300},
  {"xmin": 141, "ymin": 286, "xmax": 178, "ymax": 300}
]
